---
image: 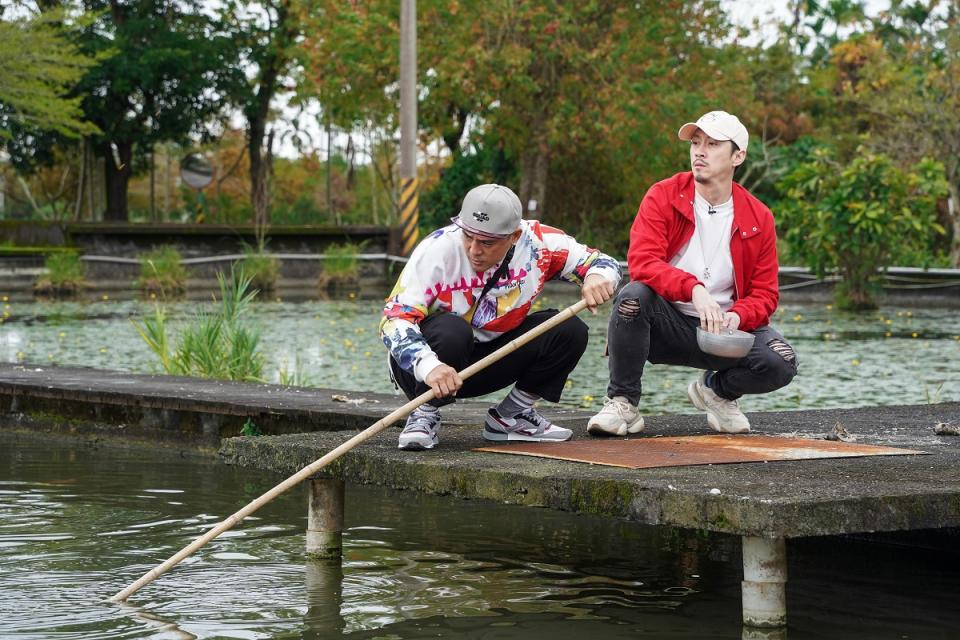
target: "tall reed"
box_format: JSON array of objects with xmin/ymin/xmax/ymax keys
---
[{"xmin": 133, "ymin": 270, "xmax": 265, "ymax": 382}]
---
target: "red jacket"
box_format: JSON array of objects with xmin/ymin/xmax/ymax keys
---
[{"xmin": 626, "ymin": 172, "xmax": 779, "ymax": 331}]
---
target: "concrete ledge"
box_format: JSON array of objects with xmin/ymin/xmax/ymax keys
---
[
  {"xmin": 219, "ymin": 402, "xmax": 960, "ymax": 539},
  {"xmin": 0, "ymin": 363, "xmax": 405, "ymax": 453},
  {"xmin": 3, "ymin": 362, "xmax": 959, "ymax": 539}
]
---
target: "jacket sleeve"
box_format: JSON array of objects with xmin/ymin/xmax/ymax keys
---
[
  {"xmin": 627, "ymin": 184, "xmax": 702, "ymax": 301},
  {"xmin": 729, "ymin": 220, "xmax": 780, "ymax": 331},
  {"xmin": 538, "ymin": 225, "xmax": 622, "ymax": 286},
  {"xmin": 378, "ymin": 237, "xmax": 445, "ymax": 381}
]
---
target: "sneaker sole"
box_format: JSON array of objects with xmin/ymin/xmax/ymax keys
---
[
  {"xmin": 398, "ymin": 439, "xmax": 437, "ymax": 451},
  {"xmin": 686, "ymin": 382, "xmax": 750, "ymax": 434},
  {"xmin": 587, "ymin": 416, "xmax": 644, "ymax": 437},
  {"xmin": 482, "ymin": 426, "xmax": 572, "ymax": 443}
]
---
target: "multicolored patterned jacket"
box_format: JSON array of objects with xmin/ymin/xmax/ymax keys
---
[{"xmin": 381, "ymin": 220, "xmax": 622, "ymax": 382}]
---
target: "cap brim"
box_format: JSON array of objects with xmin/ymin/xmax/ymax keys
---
[
  {"xmin": 449, "ymin": 217, "xmax": 511, "ymax": 239},
  {"xmin": 677, "ymin": 122, "xmax": 700, "ymax": 141},
  {"xmin": 678, "ymin": 122, "xmax": 737, "ymax": 144}
]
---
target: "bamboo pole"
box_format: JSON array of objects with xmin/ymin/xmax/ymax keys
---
[{"xmin": 110, "ymin": 298, "xmax": 590, "ymax": 603}]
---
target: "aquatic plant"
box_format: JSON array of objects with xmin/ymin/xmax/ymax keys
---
[
  {"xmin": 133, "ymin": 270, "xmax": 265, "ymax": 382},
  {"xmin": 240, "ymin": 418, "xmax": 262, "ymax": 437},
  {"xmin": 278, "ymin": 354, "xmax": 314, "ymax": 387},
  {"xmin": 317, "ymin": 241, "xmax": 361, "ymax": 290},
  {"xmin": 137, "ymin": 246, "xmax": 187, "ymax": 297},
  {"xmin": 237, "ymin": 246, "xmax": 279, "ymax": 294},
  {"xmin": 33, "ymin": 252, "xmax": 86, "ymax": 296}
]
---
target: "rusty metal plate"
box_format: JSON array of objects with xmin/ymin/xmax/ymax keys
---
[{"xmin": 473, "ymin": 435, "xmax": 927, "ymax": 469}]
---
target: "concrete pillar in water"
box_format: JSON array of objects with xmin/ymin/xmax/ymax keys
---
[
  {"xmin": 741, "ymin": 536, "xmax": 787, "ymax": 628},
  {"xmin": 307, "ymin": 477, "xmax": 344, "ymax": 559}
]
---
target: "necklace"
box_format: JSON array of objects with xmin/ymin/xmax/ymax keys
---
[{"xmin": 694, "ymin": 199, "xmax": 728, "ymax": 280}]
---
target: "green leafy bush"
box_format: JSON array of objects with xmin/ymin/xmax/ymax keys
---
[{"xmin": 777, "ymin": 146, "xmax": 947, "ymax": 309}]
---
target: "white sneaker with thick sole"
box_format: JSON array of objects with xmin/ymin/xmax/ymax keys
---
[
  {"xmin": 687, "ymin": 373, "xmax": 750, "ymax": 433},
  {"xmin": 398, "ymin": 408, "xmax": 442, "ymax": 450},
  {"xmin": 587, "ymin": 396, "xmax": 645, "ymax": 436},
  {"xmin": 483, "ymin": 408, "xmax": 573, "ymax": 442}
]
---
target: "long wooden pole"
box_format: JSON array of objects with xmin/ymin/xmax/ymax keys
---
[{"xmin": 110, "ymin": 298, "xmax": 590, "ymax": 602}]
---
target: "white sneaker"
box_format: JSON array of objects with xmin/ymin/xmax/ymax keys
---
[
  {"xmin": 483, "ymin": 408, "xmax": 573, "ymax": 442},
  {"xmin": 687, "ymin": 373, "xmax": 750, "ymax": 433},
  {"xmin": 587, "ymin": 396, "xmax": 645, "ymax": 436},
  {"xmin": 398, "ymin": 408, "xmax": 441, "ymax": 450}
]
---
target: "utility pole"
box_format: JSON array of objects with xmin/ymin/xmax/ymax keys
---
[{"xmin": 399, "ymin": 0, "xmax": 418, "ymax": 255}]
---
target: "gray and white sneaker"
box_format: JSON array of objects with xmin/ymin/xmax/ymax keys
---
[
  {"xmin": 398, "ymin": 408, "xmax": 442, "ymax": 450},
  {"xmin": 587, "ymin": 396, "xmax": 645, "ymax": 436},
  {"xmin": 483, "ymin": 408, "xmax": 573, "ymax": 442},
  {"xmin": 687, "ymin": 372, "xmax": 750, "ymax": 433}
]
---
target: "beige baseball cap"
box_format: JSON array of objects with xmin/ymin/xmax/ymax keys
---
[
  {"xmin": 451, "ymin": 184, "xmax": 522, "ymax": 238},
  {"xmin": 678, "ymin": 110, "xmax": 749, "ymax": 151}
]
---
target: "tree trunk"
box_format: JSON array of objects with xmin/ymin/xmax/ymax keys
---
[
  {"xmin": 246, "ymin": 1, "xmax": 292, "ymax": 228},
  {"xmin": 518, "ymin": 116, "xmax": 549, "ymax": 220},
  {"xmin": 249, "ymin": 123, "xmax": 270, "ymax": 227},
  {"xmin": 101, "ymin": 140, "xmax": 133, "ymax": 221},
  {"xmin": 948, "ymin": 180, "xmax": 960, "ymax": 268}
]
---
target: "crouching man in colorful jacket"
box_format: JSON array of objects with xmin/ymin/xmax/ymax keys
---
[{"xmin": 381, "ymin": 183, "xmax": 621, "ymax": 451}]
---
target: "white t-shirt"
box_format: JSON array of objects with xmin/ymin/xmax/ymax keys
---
[{"xmin": 670, "ymin": 191, "xmax": 735, "ymax": 317}]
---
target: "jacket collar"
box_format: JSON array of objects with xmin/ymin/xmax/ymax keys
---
[{"xmin": 673, "ymin": 172, "xmax": 762, "ymax": 238}]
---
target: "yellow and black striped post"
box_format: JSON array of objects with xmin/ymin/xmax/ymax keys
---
[{"xmin": 399, "ymin": 176, "xmax": 419, "ymax": 256}]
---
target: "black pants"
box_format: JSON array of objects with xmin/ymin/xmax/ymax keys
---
[
  {"xmin": 389, "ymin": 310, "xmax": 589, "ymax": 407},
  {"xmin": 606, "ymin": 281, "xmax": 798, "ymax": 402}
]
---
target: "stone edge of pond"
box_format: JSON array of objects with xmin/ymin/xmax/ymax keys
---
[
  {"xmin": 218, "ymin": 403, "xmax": 960, "ymax": 539},
  {"xmin": 0, "ymin": 363, "xmax": 619, "ymax": 453},
  {"xmin": 3, "ymin": 362, "xmax": 960, "ymax": 539}
]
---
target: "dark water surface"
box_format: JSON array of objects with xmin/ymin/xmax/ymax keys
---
[{"xmin": 1, "ymin": 438, "xmax": 958, "ymax": 639}]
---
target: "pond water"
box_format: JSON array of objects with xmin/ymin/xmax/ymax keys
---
[
  {"xmin": 0, "ymin": 292, "xmax": 958, "ymax": 414},
  {"xmin": 2, "ymin": 438, "xmax": 959, "ymax": 639}
]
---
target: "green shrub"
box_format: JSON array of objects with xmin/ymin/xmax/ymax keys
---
[
  {"xmin": 137, "ymin": 246, "xmax": 187, "ymax": 297},
  {"xmin": 34, "ymin": 252, "xmax": 86, "ymax": 297},
  {"xmin": 777, "ymin": 146, "xmax": 947, "ymax": 310}
]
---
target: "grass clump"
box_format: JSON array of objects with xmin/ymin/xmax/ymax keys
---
[
  {"xmin": 133, "ymin": 270, "xmax": 265, "ymax": 382},
  {"xmin": 318, "ymin": 242, "xmax": 360, "ymax": 291},
  {"xmin": 34, "ymin": 252, "xmax": 86, "ymax": 297},
  {"xmin": 237, "ymin": 247, "xmax": 279, "ymax": 294},
  {"xmin": 138, "ymin": 246, "xmax": 187, "ymax": 297}
]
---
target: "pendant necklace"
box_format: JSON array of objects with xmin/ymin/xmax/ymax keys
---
[{"xmin": 694, "ymin": 200, "xmax": 727, "ymax": 281}]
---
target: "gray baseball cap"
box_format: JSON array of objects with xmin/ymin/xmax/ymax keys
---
[{"xmin": 451, "ymin": 184, "xmax": 522, "ymax": 238}]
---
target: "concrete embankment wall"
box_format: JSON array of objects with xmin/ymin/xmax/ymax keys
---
[
  {"xmin": 0, "ymin": 364, "xmax": 400, "ymax": 456},
  {"xmin": 0, "ymin": 222, "xmax": 400, "ymax": 297},
  {"xmin": 3, "ymin": 221, "xmax": 960, "ymax": 305}
]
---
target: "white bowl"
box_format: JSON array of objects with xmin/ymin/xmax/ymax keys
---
[{"xmin": 696, "ymin": 327, "xmax": 755, "ymax": 358}]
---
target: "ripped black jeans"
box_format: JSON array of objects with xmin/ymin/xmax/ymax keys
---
[{"xmin": 606, "ymin": 281, "xmax": 798, "ymax": 403}]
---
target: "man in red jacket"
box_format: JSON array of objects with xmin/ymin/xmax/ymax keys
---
[{"xmin": 588, "ymin": 110, "xmax": 797, "ymax": 436}]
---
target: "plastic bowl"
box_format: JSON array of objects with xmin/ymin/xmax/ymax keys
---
[{"xmin": 696, "ymin": 327, "xmax": 755, "ymax": 358}]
